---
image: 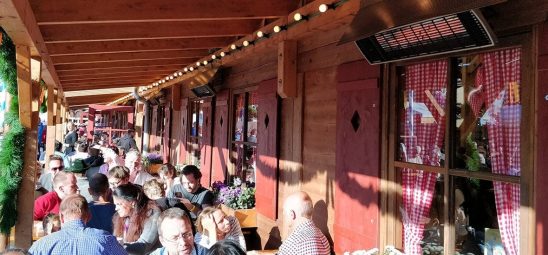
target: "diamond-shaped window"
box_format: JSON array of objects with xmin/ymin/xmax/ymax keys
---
[
  {"xmin": 351, "ymin": 111, "xmax": 361, "ymax": 132},
  {"xmin": 264, "ymin": 114, "xmax": 270, "ymax": 129},
  {"xmin": 220, "ymin": 116, "xmax": 224, "ymax": 127}
]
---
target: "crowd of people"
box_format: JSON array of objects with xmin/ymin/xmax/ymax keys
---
[{"xmin": 10, "ymin": 124, "xmax": 333, "ymax": 255}]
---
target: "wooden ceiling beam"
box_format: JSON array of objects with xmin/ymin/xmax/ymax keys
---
[
  {"xmin": 66, "ymin": 93, "xmax": 127, "ymax": 105},
  {"xmin": 62, "ymin": 78, "xmax": 157, "ymax": 86},
  {"xmin": 47, "ymin": 37, "xmax": 233, "ymax": 55},
  {"xmin": 41, "ymin": 19, "xmax": 261, "ymax": 43},
  {"xmin": 54, "ymin": 58, "xmax": 196, "ymax": 71},
  {"xmin": 57, "ymin": 65, "xmax": 185, "ymax": 77},
  {"xmin": 59, "ymin": 71, "xmax": 172, "ymax": 80},
  {"xmin": 30, "ymin": 0, "xmax": 298, "ymax": 24},
  {"xmin": 59, "ymin": 73, "xmax": 168, "ymax": 83},
  {"xmin": 51, "ymin": 49, "xmax": 209, "ymax": 64},
  {"xmin": 63, "ymin": 83, "xmax": 140, "ymax": 91}
]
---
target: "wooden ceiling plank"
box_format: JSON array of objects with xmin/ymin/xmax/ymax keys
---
[
  {"xmin": 56, "ymin": 63, "xmax": 186, "ymax": 72},
  {"xmin": 40, "ymin": 19, "xmax": 261, "ymax": 42},
  {"xmin": 30, "ymin": 0, "xmax": 298, "ymax": 24},
  {"xmin": 54, "ymin": 58, "xmax": 196, "ymax": 70},
  {"xmin": 59, "ymin": 73, "xmax": 168, "ymax": 82},
  {"xmin": 57, "ymin": 65, "xmax": 186, "ymax": 76},
  {"xmin": 58, "ymin": 70, "xmax": 172, "ymax": 80},
  {"xmin": 63, "ymin": 83, "xmax": 140, "ymax": 91},
  {"xmin": 46, "ymin": 37, "xmax": 233, "ymax": 55},
  {"xmin": 51, "ymin": 50, "xmax": 208, "ymax": 64},
  {"xmin": 62, "ymin": 78, "xmax": 157, "ymax": 86},
  {"xmin": 67, "ymin": 93, "xmax": 127, "ymax": 105}
]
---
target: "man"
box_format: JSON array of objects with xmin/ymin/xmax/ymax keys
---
[
  {"xmin": 63, "ymin": 122, "xmax": 78, "ymax": 155},
  {"xmin": 29, "ymin": 195, "xmax": 126, "ymax": 255},
  {"xmin": 167, "ymin": 165, "xmax": 214, "ymax": 219},
  {"xmin": 277, "ymin": 191, "xmax": 331, "ymax": 255},
  {"xmin": 125, "ymin": 150, "xmax": 153, "ymax": 186},
  {"xmin": 150, "ymin": 208, "xmax": 207, "ymax": 255},
  {"xmin": 87, "ymin": 173, "xmax": 116, "ymax": 234},
  {"xmin": 117, "ymin": 129, "xmax": 137, "ymax": 153},
  {"xmin": 37, "ymin": 155, "xmax": 65, "ymax": 192},
  {"xmin": 34, "ymin": 172, "xmax": 78, "ymax": 221}
]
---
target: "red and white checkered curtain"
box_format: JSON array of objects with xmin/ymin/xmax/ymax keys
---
[
  {"xmin": 481, "ymin": 48, "xmax": 521, "ymax": 255},
  {"xmin": 402, "ymin": 60, "xmax": 447, "ymax": 255}
]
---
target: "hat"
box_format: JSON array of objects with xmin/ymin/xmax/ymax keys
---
[{"xmin": 67, "ymin": 159, "xmax": 90, "ymax": 174}]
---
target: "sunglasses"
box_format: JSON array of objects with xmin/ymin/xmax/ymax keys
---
[{"xmin": 51, "ymin": 166, "xmax": 65, "ymax": 171}]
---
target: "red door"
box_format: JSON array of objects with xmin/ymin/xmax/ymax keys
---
[
  {"xmin": 178, "ymin": 99, "xmax": 189, "ymax": 165},
  {"xmin": 334, "ymin": 61, "xmax": 381, "ymax": 253},
  {"xmin": 200, "ymin": 99, "xmax": 213, "ymax": 188},
  {"xmin": 255, "ymin": 79, "xmax": 279, "ymax": 220}
]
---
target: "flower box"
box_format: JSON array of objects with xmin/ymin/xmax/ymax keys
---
[
  {"xmin": 147, "ymin": 163, "xmax": 162, "ymax": 174},
  {"xmin": 221, "ymin": 204, "xmax": 257, "ymax": 228}
]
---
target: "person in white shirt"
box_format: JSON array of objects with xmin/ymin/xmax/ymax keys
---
[{"xmin": 125, "ymin": 150, "xmax": 153, "ymax": 187}]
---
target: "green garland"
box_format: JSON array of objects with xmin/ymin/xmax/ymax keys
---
[{"xmin": 0, "ymin": 27, "xmax": 27, "ymax": 234}]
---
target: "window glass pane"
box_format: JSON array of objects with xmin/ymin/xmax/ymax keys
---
[
  {"xmin": 397, "ymin": 60, "xmax": 448, "ymax": 166},
  {"xmin": 197, "ymin": 101, "xmax": 203, "ymax": 137},
  {"xmin": 398, "ymin": 168, "xmax": 444, "ymax": 254},
  {"xmin": 453, "ymin": 48, "xmax": 521, "ymax": 176},
  {"xmin": 453, "ymin": 177, "xmax": 519, "ymax": 255},
  {"xmin": 230, "ymin": 144, "xmax": 257, "ymax": 185},
  {"xmin": 247, "ymin": 92, "xmax": 258, "ymax": 143},
  {"xmin": 234, "ymin": 94, "xmax": 245, "ymax": 142},
  {"xmin": 189, "ymin": 138, "xmax": 201, "ymax": 166},
  {"xmin": 191, "ymin": 101, "xmax": 197, "ymax": 136}
]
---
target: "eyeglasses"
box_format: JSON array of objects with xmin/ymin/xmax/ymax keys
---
[
  {"xmin": 109, "ymin": 179, "xmax": 122, "ymax": 187},
  {"xmin": 51, "ymin": 166, "xmax": 64, "ymax": 171},
  {"xmin": 163, "ymin": 232, "xmax": 194, "ymax": 244}
]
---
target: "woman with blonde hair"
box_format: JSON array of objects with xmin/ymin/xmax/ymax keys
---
[
  {"xmin": 195, "ymin": 207, "xmax": 246, "ymax": 251},
  {"xmin": 113, "ymin": 183, "xmax": 161, "ymax": 255}
]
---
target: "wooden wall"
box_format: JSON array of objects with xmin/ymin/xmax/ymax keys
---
[{"xmin": 536, "ymin": 21, "xmax": 548, "ymax": 255}]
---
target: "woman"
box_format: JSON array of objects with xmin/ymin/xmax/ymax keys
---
[
  {"xmin": 158, "ymin": 163, "xmax": 176, "ymax": 194},
  {"xmin": 99, "ymin": 147, "xmax": 121, "ymax": 175},
  {"xmin": 63, "ymin": 122, "xmax": 78, "ymax": 155},
  {"xmin": 207, "ymin": 240, "xmax": 246, "ymax": 255},
  {"xmin": 113, "ymin": 183, "xmax": 161, "ymax": 255},
  {"xmin": 196, "ymin": 207, "xmax": 246, "ymax": 251}
]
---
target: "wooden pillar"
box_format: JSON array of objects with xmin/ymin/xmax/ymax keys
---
[
  {"xmin": 55, "ymin": 96, "xmax": 63, "ymax": 142},
  {"xmin": 170, "ymin": 87, "xmax": 181, "ymax": 163},
  {"xmin": 45, "ymin": 85, "xmax": 56, "ymax": 160},
  {"xmin": 14, "ymin": 45, "xmax": 40, "ymax": 248},
  {"xmin": 277, "ymin": 40, "xmax": 297, "ymax": 98},
  {"xmin": 135, "ymin": 102, "xmax": 144, "ymax": 150}
]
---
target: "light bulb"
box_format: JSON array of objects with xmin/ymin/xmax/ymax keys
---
[
  {"xmin": 203, "ymin": 60, "xmax": 208, "ymax": 65},
  {"xmin": 196, "ymin": 61, "xmax": 201, "ymax": 66},
  {"xmin": 189, "ymin": 67, "xmax": 194, "ymax": 71},
  {"xmin": 257, "ymin": 31, "xmax": 264, "ymax": 38},
  {"xmin": 211, "ymin": 54, "xmax": 216, "ymax": 60},
  {"xmin": 184, "ymin": 67, "xmax": 188, "ymax": 72},
  {"xmin": 174, "ymin": 72, "xmax": 178, "ymax": 77},
  {"xmin": 220, "ymin": 52, "xmax": 226, "ymax": 57},
  {"xmin": 178, "ymin": 72, "xmax": 183, "ymax": 76},
  {"xmin": 169, "ymin": 76, "xmax": 174, "ymax": 80},
  {"xmin": 243, "ymin": 40, "xmax": 249, "ymax": 47},
  {"xmin": 319, "ymin": 4, "xmax": 328, "ymax": 13},
  {"xmin": 294, "ymin": 13, "xmax": 302, "ymax": 21},
  {"xmin": 273, "ymin": 26, "xmax": 282, "ymax": 33},
  {"xmin": 231, "ymin": 44, "xmax": 237, "ymax": 50}
]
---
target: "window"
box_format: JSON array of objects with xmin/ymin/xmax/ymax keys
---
[
  {"xmin": 393, "ymin": 47, "xmax": 523, "ymax": 255},
  {"xmin": 188, "ymin": 100, "xmax": 203, "ymax": 166},
  {"xmin": 230, "ymin": 91, "xmax": 258, "ymax": 184}
]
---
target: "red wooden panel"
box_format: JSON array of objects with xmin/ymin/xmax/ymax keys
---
[
  {"xmin": 212, "ymin": 90, "xmax": 229, "ymax": 183},
  {"xmin": 255, "ymin": 78, "xmax": 279, "ymax": 220},
  {"xmin": 163, "ymin": 102, "xmax": 172, "ymax": 163},
  {"xmin": 178, "ymin": 99, "xmax": 189, "ymax": 165},
  {"xmin": 200, "ymin": 99, "xmax": 213, "ymax": 188},
  {"xmin": 536, "ymin": 22, "xmax": 548, "ymax": 255},
  {"xmin": 334, "ymin": 61, "xmax": 381, "ymax": 253},
  {"xmin": 87, "ymin": 107, "xmax": 96, "ymax": 139}
]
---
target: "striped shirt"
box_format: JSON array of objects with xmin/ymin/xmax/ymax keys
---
[
  {"xmin": 29, "ymin": 219, "xmax": 127, "ymax": 255},
  {"xmin": 278, "ymin": 220, "xmax": 331, "ymax": 255},
  {"xmin": 194, "ymin": 216, "xmax": 246, "ymax": 251}
]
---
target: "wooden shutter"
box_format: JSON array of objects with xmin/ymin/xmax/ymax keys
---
[
  {"xmin": 334, "ymin": 61, "xmax": 381, "ymax": 253},
  {"xmin": 162, "ymin": 102, "xmax": 172, "ymax": 163},
  {"xmin": 178, "ymin": 99, "xmax": 189, "ymax": 165},
  {"xmin": 150, "ymin": 105, "xmax": 159, "ymax": 152},
  {"xmin": 256, "ymin": 79, "xmax": 279, "ymax": 220},
  {"xmin": 200, "ymin": 99, "xmax": 213, "ymax": 188},
  {"xmin": 212, "ymin": 90, "xmax": 229, "ymax": 183}
]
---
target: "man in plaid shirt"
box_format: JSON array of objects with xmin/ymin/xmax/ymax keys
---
[{"xmin": 278, "ymin": 191, "xmax": 331, "ymax": 255}]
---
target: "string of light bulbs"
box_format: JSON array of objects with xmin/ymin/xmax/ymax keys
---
[{"xmin": 109, "ymin": 0, "xmax": 350, "ymax": 105}]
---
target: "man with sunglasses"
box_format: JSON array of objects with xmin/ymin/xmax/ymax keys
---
[{"xmin": 37, "ymin": 155, "xmax": 66, "ymax": 192}]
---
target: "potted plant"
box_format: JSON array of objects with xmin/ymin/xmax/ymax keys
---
[
  {"xmin": 142, "ymin": 152, "xmax": 163, "ymax": 174},
  {"xmin": 212, "ymin": 178, "xmax": 256, "ymax": 228}
]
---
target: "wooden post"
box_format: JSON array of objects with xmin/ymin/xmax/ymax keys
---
[
  {"xmin": 14, "ymin": 45, "xmax": 39, "ymax": 248},
  {"xmin": 55, "ymin": 96, "xmax": 63, "ymax": 142},
  {"xmin": 170, "ymin": 86, "xmax": 181, "ymax": 163},
  {"xmin": 277, "ymin": 40, "xmax": 297, "ymax": 98},
  {"xmin": 45, "ymin": 85, "xmax": 56, "ymax": 161}
]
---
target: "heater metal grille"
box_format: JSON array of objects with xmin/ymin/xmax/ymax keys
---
[
  {"xmin": 191, "ymin": 85, "xmax": 215, "ymax": 98},
  {"xmin": 356, "ymin": 10, "xmax": 495, "ymax": 64}
]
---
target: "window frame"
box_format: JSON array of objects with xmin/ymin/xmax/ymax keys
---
[
  {"xmin": 187, "ymin": 99, "xmax": 204, "ymax": 166},
  {"xmin": 380, "ymin": 32, "xmax": 536, "ymax": 255}
]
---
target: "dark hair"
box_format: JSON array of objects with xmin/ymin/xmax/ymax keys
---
[
  {"xmin": 109, "ymin": 145, "xmax": 120, "ymax": 156},
  {"xmin": 89, "ymin": 173, "xmax": 109, "ymax": 196},
  {"xmin": 42, "ymin": 213, "xmax": 60, "ymax": 234},
  {"xmin": 77, "ymin": 141, "xmax": 88, "ymax": 152},
  {"xmin": 159, "ymin": 163, "xmax": 175, "ymax": 178},
  {"xmin": 54, "ymin": 141, "xmax": 62, "ymax": 152},
  {"xmin": 181, "ymin": 165, "xmax": 202, "ymax": 180},
  {"xmin": 112, "ymin": 184, "xmax": 159, "ymax": 242},
  {"xmin": 0, "ymin": 248, "xmax": 30, "ymax": 255},
  {"xmin": 127, "ymin": 129, "xmax": 135, "ymax": 133},
  {"xmin": 207, "ymin": 240, "xmax": 246, "ymax": 255}
]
